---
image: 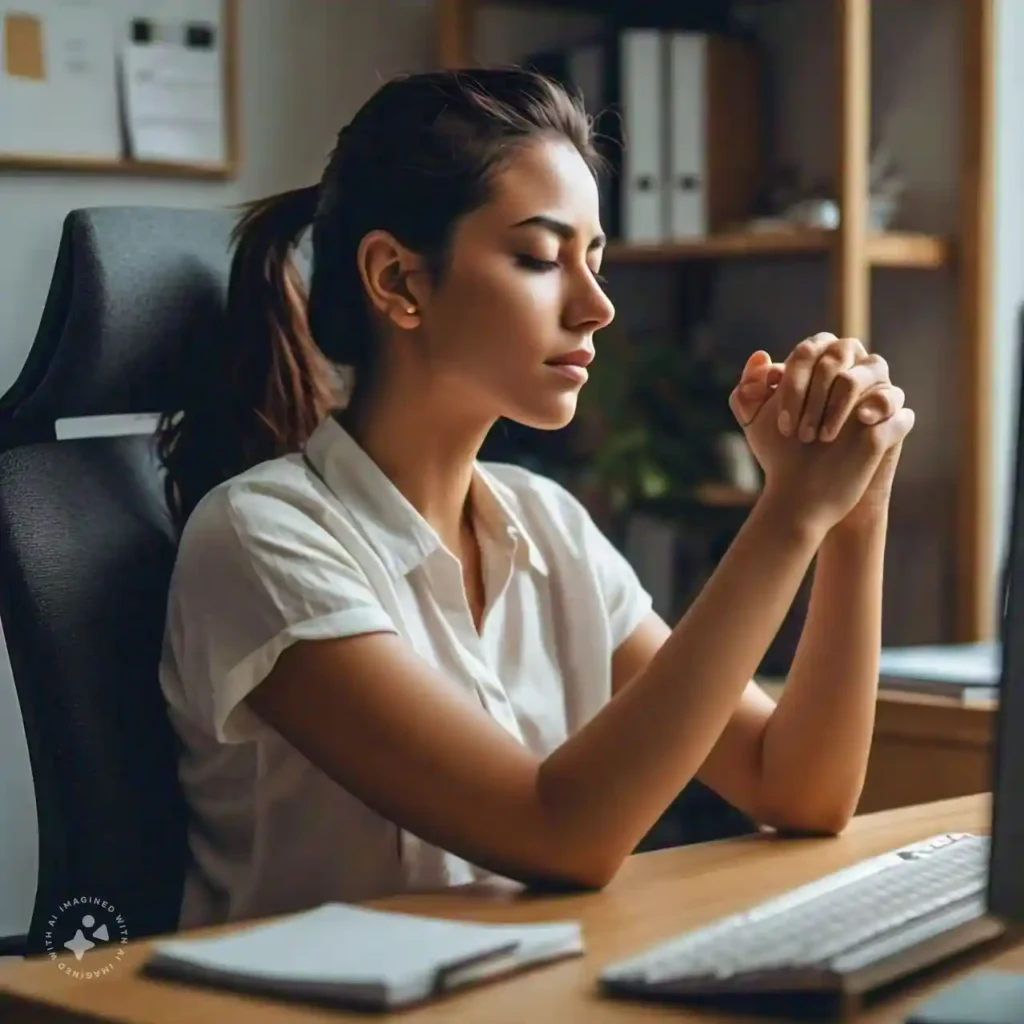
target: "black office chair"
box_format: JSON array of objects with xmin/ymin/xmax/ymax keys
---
[{"xmin": 0, "ymin": 206, "xmax": 237, "ymax": 956}]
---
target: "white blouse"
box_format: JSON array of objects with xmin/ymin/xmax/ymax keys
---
[{"xmin": 159, "ymin": 415, "xmax": 653, "ymax": 929}]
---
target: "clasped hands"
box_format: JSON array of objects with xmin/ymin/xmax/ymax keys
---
[{"xmin": 728, "ymin": 333, "xmax": 916, "ymax": 535}]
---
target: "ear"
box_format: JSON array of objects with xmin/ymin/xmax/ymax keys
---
[{"xmin": 356, "ymin": 229, "xmax": 429, "ymax": 330}]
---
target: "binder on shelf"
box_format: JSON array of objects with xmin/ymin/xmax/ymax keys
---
[
  {"xmin": 523, "ymin": 29, "xmax": 761, "ymax": 245},
  {"xmin": 667, "ymin": 33, "xmax": 705, "ymax": 238},
  {"xmin": 619, "ymin": 29, "xmax": 666, "ymax": 244},
  {"xmin": 666, "ymin": 32, "xmax": 762, "ymax": 242}
]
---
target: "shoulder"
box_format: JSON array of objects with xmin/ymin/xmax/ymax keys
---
[{"xmin": 174, "ymin": 454, "xmax": 356, "ymax": 585}]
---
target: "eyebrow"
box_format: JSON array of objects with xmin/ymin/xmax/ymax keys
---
[{"xmin": 511, "ymin": 215, "xmax": 606, "ymax": 250}]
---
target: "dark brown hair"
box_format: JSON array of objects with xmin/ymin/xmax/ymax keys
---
[{"xmin": 156, "ymin": 67, "xmax": 599, "ymax": 526}]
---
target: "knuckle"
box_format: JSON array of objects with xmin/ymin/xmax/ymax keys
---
[
  {"xmin": 793, "ymin": 338, "xmax": 820, "ymax": 360},
  {"xmin": 832, "ymin": 369, "xmax": 858, "ymax": 394},
  {"xmin": 866, "ymin": 352, "xmax": 889, "ymax": 376}
]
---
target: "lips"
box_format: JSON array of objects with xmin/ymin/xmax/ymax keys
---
[{"xmin": 545, "ymin": 349, "xmax": 595, "ymax": 368}]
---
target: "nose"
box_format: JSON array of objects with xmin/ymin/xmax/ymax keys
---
[{"xmin": 566, "ymin": 268, "xmax": 615, "ymax": 333}]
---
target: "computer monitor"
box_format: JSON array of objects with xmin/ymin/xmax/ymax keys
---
[{"xmin": 988, "ymin": 330, "xmax": 1024, "ymax": 924}]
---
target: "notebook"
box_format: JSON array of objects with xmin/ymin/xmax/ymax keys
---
[
  {"xmin": 878, "ymin": 641, "xmax": 1000, "ymax": 702},
  {"xmin": 142, "ymin": 902, "xmax": 584, "ymax": 1011}
]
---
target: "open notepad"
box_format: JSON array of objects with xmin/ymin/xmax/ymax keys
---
[{"xmin": 143, "ymin": 903, "xmax": 583, "ymax": 1011}]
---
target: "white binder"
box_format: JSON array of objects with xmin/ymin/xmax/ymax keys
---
[
  {"xmin": 668, "ymin": 33, "xmax": 708, "ymax": 239},
  {"xmin": 620, "ymin": 30, "xmax": 665, "ymax": 243}
]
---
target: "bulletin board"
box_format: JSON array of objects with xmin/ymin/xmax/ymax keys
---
[{"xmin": 0, "ymin": 0, "xmax": 238, "ymax": 178}]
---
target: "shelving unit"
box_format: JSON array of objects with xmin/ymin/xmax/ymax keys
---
[
  {"xmin": 603, "ymin": 229, "xmax": 951, "ymax": 268},
  {"xmin": 435, "ymin": 0, "xmax": 994, "ymax": 642}
]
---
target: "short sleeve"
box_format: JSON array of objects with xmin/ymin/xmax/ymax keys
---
[
  {"xmin": 165, "ymin": 485, "xmax": 397, "ymax": 745},
  {"xmin": 575, "ymin": 504, "xmax": 654, "ymax": 648}
]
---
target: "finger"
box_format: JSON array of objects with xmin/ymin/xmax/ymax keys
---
[
  {"xmin": 818, "ymin": 353, "xmax": 890, "ymax": 440},
  {"xmin": 730, "ymin": 379, "xmax": 772, "ymax": 425},
  {"xmin": 857, "ymin": 385, "xmax": 904, "ymax": 425},
  {"xmin": 799, "ymin": 338, "xmax": 860, "ymax": 442},
  {"xmin": 777, "ymin": 333, "xmax": 836, "ymax": 436},
  {"xmin": 865, "ymin": 407, "xmax": 916, "ymax": 454},
  {"xmin": 737, "ymin": 350, "xmax": 772, "ymax": 388}
]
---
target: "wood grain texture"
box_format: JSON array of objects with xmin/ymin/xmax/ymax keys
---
[
  {"xmin": 955, "ymin": 0, "xmax": 996, "ymax": 642},
  {"xmin": 833, "ymin": 0, "xmax": 870, "ymax": 340},
  {"xmin": 0, "ymin": 797, "xmax": 1012, "ymax": 1024}
]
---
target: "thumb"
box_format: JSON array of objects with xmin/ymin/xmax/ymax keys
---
[
  {"xmin": 731, "ymin": 361, "xmax": 782, "ymax": 426},
  {"xmin": 739, "ymin": 350, "xmax": 772, "ymax": 385},
  {"xmin": 730, "ymin": 377, "xmax": 771, "ymax": 426}
]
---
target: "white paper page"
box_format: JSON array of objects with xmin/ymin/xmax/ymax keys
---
[
  {"xmin": 878, "ymin": 641, "xmax": 1001, "ymax": 686},
  {"xmin": 121, "ymin": 39, "xmax": 224, "ymax": 164},
  {"xmin": 149, "ymin": 903, "xmax": 580, "ymax": 987}
]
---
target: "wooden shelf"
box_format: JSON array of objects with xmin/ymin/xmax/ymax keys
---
[
  {"xmin": 604, "ymin": 230, "xmax": 951, "ymax": 269},
  {"xmin": 867, "ymin": 231, "xmax": 951, "ymax": 268},
  {"xmin": 473, "ymin": 0, "xmax": 694, "ymax": 11},
  {"xmin": 438, "ymin": 0, "xmax": 995, "ymax": 640}
]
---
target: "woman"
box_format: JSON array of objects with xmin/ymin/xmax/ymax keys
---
[{"xmin": 157, "ymin": 67, "xmax": 914, "ymax": 929}]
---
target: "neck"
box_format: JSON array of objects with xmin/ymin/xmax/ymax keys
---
[{"xmin": 340, "ymin": 375, "xmax": 495, "ymax": 555}]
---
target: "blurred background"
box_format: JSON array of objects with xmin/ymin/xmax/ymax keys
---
[{"xmin": 1, "ymin": 0, "xmax": 1017, "ymax": 659}]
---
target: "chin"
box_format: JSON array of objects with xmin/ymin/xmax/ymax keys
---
[{"xmin": 507, "ymin": 394, "xmax": 579, "ymax": 432}]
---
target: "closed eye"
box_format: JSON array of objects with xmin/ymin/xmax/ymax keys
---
[{"xmin": 515, "ymin": 255, "xmax": 559, "ymax": 272}]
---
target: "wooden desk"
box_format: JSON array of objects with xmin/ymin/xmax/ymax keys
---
[
  {"xmin": 758, "ymin": 681, "xmax": 995, "ymax": 814},
  {"xmin": 1, "ymin": 795, "xmax": 1019, "ymax": 1023}
]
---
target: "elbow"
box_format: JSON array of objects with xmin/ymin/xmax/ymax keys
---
[
  {"xmin": 755, "ymin": 768, "xmax": 861, "ymax": 837},
  {"xmin": 758, "ymin": 798, "xmax": 856, "ymax": 838},
  {"xmin": 516, "ymin": 848, "xmax": 624, "ymax": 893},
  {"xmin": 564, "ymin": 857, "xmax": 622, "ymax": 892}
]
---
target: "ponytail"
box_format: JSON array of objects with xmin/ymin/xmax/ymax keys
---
[{"xmin": 157, "ymin": 185, "xmax": 339, "ymax": 527}]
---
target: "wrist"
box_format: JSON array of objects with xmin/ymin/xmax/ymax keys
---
[
  {"xmin": 828, "ymin": 506, "xmax": 889, "ymax": 546},
  {"xmin": 753, "ymin": 485, "xmax": 831, "ymax": 552}
]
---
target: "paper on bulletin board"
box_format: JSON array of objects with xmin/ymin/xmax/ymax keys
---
[
  {"xmin": 121, "ymin": 36, "xmax": 225, "ymax": 165},
  {"xmin": 0, "ymin": 0, "xmax": 121, "ymax": 160}
]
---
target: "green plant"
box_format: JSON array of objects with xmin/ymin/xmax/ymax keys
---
[{"xmin": 573, "ymin": 323, "xmax": 740, "ymax": 517}]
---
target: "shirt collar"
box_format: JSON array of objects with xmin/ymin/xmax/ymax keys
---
[
  {"xmin": 303, "ymin": 415, "xmax": 548, "ymax": 579},
  {"xmin": 471, "ymin": 464, "xmax": 550, "ymax": 577}
]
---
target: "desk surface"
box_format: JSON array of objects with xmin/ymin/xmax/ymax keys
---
[{"xmin": 1, "ymin": 795, "xmax": 1017, "ymax": 1023}]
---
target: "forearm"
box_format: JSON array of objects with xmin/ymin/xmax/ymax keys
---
[
  {"xmin": 759, "ymin": 513, "xmax": 888, "ymax": 833},
  {"xmin": 539, "ymin": 496, "xmax": 825, "ymax": 882}
]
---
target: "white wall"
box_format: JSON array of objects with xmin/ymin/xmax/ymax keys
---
[{"xmin": 0, "ymin": 0, "xmax": 435, "ymax": 391}]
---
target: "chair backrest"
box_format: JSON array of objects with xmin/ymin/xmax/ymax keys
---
[{"xmin": 0, "ymin": 206, "xmax": 236, "ymax": 952}]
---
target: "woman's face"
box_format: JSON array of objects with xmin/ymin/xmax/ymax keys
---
[{"xmin": 416, "ymin": 136, "xmax": 615, "ymax": 431}]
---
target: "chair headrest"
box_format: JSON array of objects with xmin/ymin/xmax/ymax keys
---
[{"xmin": 0, "ymin": 206, "xmax": 238, "ymax": 435}]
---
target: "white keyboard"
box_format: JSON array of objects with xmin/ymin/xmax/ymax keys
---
[{"xmin": 601, "ymin": 833, "xmax": 999, "ymax": 999}]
